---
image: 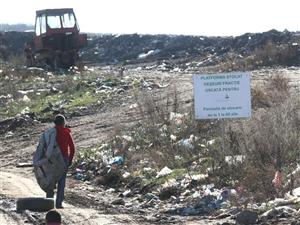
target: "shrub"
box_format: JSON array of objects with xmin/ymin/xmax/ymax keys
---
[
  {"xmin": 222, "ymin": 75, "xmax": 300, "ymax": 200},
  {"xmin": 109, "ymin": 86, "xmax": 221, "ymax": 171}
]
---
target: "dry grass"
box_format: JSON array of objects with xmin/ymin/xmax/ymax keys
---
[
  {"xmin": 111, "ymin": 86, "xmax": 220, "ymax": 171},
  {"xmin": 221, "ymin": 75, "xmax": 300, "ymax": 200}
]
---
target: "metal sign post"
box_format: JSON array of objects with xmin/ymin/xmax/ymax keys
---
[{"xmin": 221, "ymin": 119, "xmax": 226, "ymax": 158}]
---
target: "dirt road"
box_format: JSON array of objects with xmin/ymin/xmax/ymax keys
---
[
  {"xmin": 0, "ymin": 167, "xmax": 220, "ymax": 224},
  {"xmin": 0, "ymin": 102, "xmax": 144, "ymax": 224},
  {"xmin": 0, "ymin": 169, "xmax": 141, "ymax": 225}
]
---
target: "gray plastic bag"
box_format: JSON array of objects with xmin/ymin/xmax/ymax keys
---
[{"xmin": 33, "ymin": 128, "xmax": 67, "ymax": 193}]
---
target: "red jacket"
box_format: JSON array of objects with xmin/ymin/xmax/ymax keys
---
[{"xmin": 55, "ymin": 125, "xmax": 75, "ymax": 163}]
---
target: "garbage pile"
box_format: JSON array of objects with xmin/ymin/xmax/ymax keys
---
[
  {"xmin": 82, "ymin": 29, "xmax": 298, "ymax": 68},
  {"xmin": 70, "ymin": 156, "xmax": 300, "ymax": 224},
  {"xmin": 1, "ymin": 29, "xmax": 299, "ymax": 69},
  {"xmin": 0, "ymin": 31, "xmax": 34, "ymax": 60},
  {"xmin": 70, "ymin": 107, "xmax": 300, "ymax": 224}
]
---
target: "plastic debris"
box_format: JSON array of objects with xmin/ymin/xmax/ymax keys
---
[
  {"xmin": 176, "ymin": 136, "xmax": 195, "ymax": 150},
  {"xmin": 122, "ymin": 172, "xmax": 131, "ymax": 179},
  {"xmin": 170, "ymin": 194, "xmax": 226, "ymax": 216},
  {"xmin": 291, "ymin": 187, "xmax": 300, "ymax": 196},
  {"xmin": 170, "ymin": 134, "xmax": 177, "ymax": 141},
  {"xmin": 144, "ymin": 193, "xmax": 159, "ymax": 201},
  {"xmin": 109, "ymin": 156, "xmax": 124, "ymax": 165},
  {"xmin": 21, "ymin": 107, "xmax": 30, "ymax": 114},
  {"xmin": 120, "ymin": 190, "xmax": 132, "ymax": 197},
  {"xmin": 129, "ymin": 103, "xmax": 138, "ymax": 109},
  {"xmin": 106, "ymin": 188, "xmax": 115, "ymax": 193},
  {"xmin": 207, "ymin": 139, "xmax": 216, "ymax": 145},
  {"xmin": 192, "ymin": 192, "xmax": 201, "ymax": 199},
  {"xmin": 272, "ymin": 170, "xmax": 282, "ymax": 190},
  {"xmin": 169, "ymin": 112, "xmax": 184, "ymax": 125},
  {"xmin": 74, "ymin": 173, "xmax": 88, "ymax": 181},
  {"xmin": 224, "ymin": 155, "xmax": 245, "ymax": 165},
  {"xmin": 122, "ymin": 135, "xmax": 133, "ymax": 142},
  {"xmin": 191, "ymin": 174, "xmax": 208, "ymax": 182},
  {"xmin": 22, "ymin": 95, "xmax": 31, "ymax": 102},
  {"xmin": 261, "ymin": 206, "xmax": 297, "ymax": 220},
  {"xmin": 156, "ymin": 166, "xmax": 173, "ymax": 178}
]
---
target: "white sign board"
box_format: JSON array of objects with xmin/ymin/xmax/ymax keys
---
[{"xmin": 193, "ymin": 72, "xmax": 251, "ymax": 119}]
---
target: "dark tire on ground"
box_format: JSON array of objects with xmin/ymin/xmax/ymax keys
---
[{"xmin": 16, "ymin": 197, "xmax": 54, "ymax": 212}]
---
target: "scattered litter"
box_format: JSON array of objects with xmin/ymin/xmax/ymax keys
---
[
  {"xmin": 106, "ymin": 188, "xmax": 115, "ymax": 193},
  {"xmin": 225, "ymin": 155, "xmax": 245, "ymax": 165},
  {"xmin": 191, "ymin": 174, "xmax": 208, "ymax": 182},
  {"xmin": 120, "ymin": 190, "xmax": 132, "ymax": 197},
  {"xmin": 129, "ymin": 103, "xmax": 138, "ymax": 109},
  {"xmin": 169, "ymin": 194, "xmax": 226, "ymax": 216},
  {"xmin": 22, "ymin": 95, "xmax": 31, "ymax": 102},
  {"xmin": 21, "ymin": 107, "xmax": 30, "ymax": 114},
  {"xmin": 156, "ymin": 166, "xmax": 173, "ymax": 178},
  {"xmin": 74, "ymin": 173, "xmax": 88, "ymax": 181},
  {"xmin": 261, "ymin": 206, "xmax": 297, "ymax": 220},
  {"xmin": 144, "ymin": 193, "xmax": 159, "ymax": 201},
  {"xmin": 176, "ymin": 135, "xmax": 195, "ymax": 150},
  {"xmin": 272, "ymin": 170, "xmax": 282, "ymax": 190},
  {"xmin": 17, "ymin": 90, "xmax": 34, "ymax": 96},
  {"xmin": 169, "ymin": 112, "xmax": 184, "ymax": 125},
  {"xmin": 138, "ymin": 49, "xmax": 160, "ymax": 59},
  {"xmin": 207, "ymin": 139, "xmax": 216, "ymax": 145},
  {"xmin": 122, "ymin": 172, "xmax": 131, "ymax": 179},
  {"xmin": 170, "ymin": 135, "xmax": 177, "ymax": 141},
  {"xmin": 109, "ymin": 156, "xmax": 124, "ymax": 165},
  {"xmin": 122, "ymin": 135, "xmax": 134, "ymax": 142}
]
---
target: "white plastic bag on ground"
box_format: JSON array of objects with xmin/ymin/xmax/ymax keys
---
[{"xmin": 156, "ymin": 166, "xmax": 173, "ymax": 178}]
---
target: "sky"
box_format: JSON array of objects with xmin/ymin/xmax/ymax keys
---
[{"xmin": 0, "ymin": 0, "xmax": 299, "ymax": 36}]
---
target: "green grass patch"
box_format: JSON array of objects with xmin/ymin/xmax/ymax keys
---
[
  {"xmin": 0, "ymin": 72, "xmax": 124, "ymax": 119},
  {"xmin": 66, "ymin": 91, "xmax": 100, "ymax": 110},
  {"xmin": 1, "ymin": 89, "xmax": 103, "ymax": 118}
]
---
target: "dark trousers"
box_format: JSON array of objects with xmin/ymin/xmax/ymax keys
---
[{"xmin": 46, "ymin": 158, "xmax": 69, "ymax": 207}]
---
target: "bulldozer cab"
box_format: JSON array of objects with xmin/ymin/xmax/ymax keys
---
[{"xmin": 35, "ymin": 8, "xmax": 79, "ymax": 36}]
